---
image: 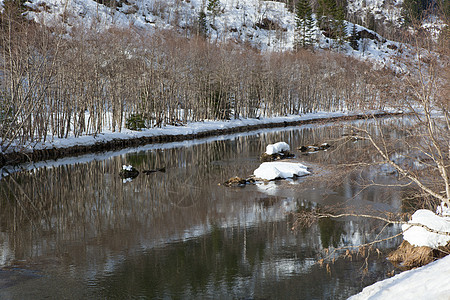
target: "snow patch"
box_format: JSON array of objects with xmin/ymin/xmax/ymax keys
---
[
  {"xmin": 253, "ymin": 162, "xmax": 310, "ymax": 181},
  {"xmin": 349, "ymin": 254, "xmax": 450, "ymax": 299},
  {"xmin": 402, "ymin": 209, "xmax": 450, "ymax": 248},
  {"xmin": 436, "ymin": 202, "xmax": 450, "ymax": 217}
]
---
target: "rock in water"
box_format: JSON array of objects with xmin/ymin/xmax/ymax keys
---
[
  {"xmin": 265, "ymin": 142, "xmax": 290, "ymax": 155},
  {"xmin": 223, "ymin": 176, "xmax": 256, "ymax": 187},
  {"xmin": 119, "ymin": 165, "xmax": 139, "ymax": 179}
]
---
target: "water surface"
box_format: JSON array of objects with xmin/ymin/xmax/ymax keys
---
[{"xmin": 0, "ymin": 119, "xmax": 406, "ymax": 299}]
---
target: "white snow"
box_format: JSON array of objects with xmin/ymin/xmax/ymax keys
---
[
  {"xmin": 402, "ymin": 209, "xmax": 450, "ymax": 248},
  {"xmin": 2, "ymin": 0, "xmax": 448, "ymax": 295},
  {"xmin": 122, "ymin": 165, "xmax": 133, "ymax": 171},
  {"xmin": 349, "ymin": 207, "xmax": 450, "ymax": 299},
  {"xmin": 348, "ymin": 254, "xmax": 450, "ymax": 300},
  {"xmin": 122, "ymin": 177, "xmax": 133, "ymax": 183},
  {"xmin": 347, "ymin": 0, "xmax": 403, "ymax": 27},
  {"xmin": 436, "ymin": 202, "xmax": 450, "ymax": 217},
  {"xmin": 1, "ymin": 110, "xmax": 390, "ymax": 155},
  {"xmin": 253, "ymin": 161, "xmax": 310, "ymax": 181},
  {"xmin": 265, "ymin": 142, "xmax": 290, "ymax": 155}
]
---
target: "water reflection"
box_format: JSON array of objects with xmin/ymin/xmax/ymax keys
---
[{"xmin": 0, "ymin": 118, "xmax": 407, "ymax": 299}]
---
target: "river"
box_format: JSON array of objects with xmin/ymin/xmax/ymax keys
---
[{"xmin": 0, "ymin": 118, "xmax": 407, "ymax": 299}]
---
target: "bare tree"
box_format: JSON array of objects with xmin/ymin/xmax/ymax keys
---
[{"xmin": 355, "ymin": 24, "xmax": 450, "ymax": 208}]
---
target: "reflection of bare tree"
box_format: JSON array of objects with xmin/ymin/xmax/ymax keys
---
[{"xmin": 0, "ymin": 120, "xmax": 405, "ymax": 291}]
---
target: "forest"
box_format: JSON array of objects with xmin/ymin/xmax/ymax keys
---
[{"xmin": 0, "ymin": 2, "xmax": 400, "ymax": 153}]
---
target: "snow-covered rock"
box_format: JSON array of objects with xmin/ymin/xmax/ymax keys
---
[
  {"xmin": 122, "ymin": 165, "xmax": 134, "ymax": 171},
  {"xmin": 253, "ymin": 162, "xmax": 310, "ymax": 181},
  {"xmin": 119, "ymin": 164, "xmax": 139, "ymax": 179},
  {"xmin": 265, "ymin": 142, "xmax": 290, "ymax": 155}
]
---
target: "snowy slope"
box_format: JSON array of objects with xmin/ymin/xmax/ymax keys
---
[
  {"xmin": 17, "ymin": 0, "xmax": 408, "ymax": 67},
  {"xmin": 347, "ymin": 0, "xmax": 404, "ymax": 27}
]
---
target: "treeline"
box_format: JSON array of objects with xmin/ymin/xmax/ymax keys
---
[{"xmin": 0, "ymin": 7, "xmax": 395, "ymax": 152}]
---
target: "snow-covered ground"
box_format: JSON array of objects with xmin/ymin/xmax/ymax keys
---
[
  {"xmin": 347, "ymin": 0, "xmax": 403, "ymax": 27},
  {"xmin": 1, "ymin": 110, "xmax": 384, "ymax": 155},
  {"xmin": 349, "ymin": 254, "xmax": 450, "ymax": 299},
  {"xmin": 349, "ymin": 204, "xmax": 450, "ymax": 299},
  {"xmin": 2, "ymin": 0, "xmax": 449, "ymax": 296}
]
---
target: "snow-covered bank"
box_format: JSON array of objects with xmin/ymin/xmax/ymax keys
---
[
  {"xmin": 0, "ymin": 110, "xmax": 397, "ymax": 167},
  {"xmin": 403, "ymin": 209, "xmax": 450, "ymax": 248},
  {"xmin": 348, "ymin": 254, "xmax": 450, "ymax": 299},
  {"xmin": 349, "ymin": 205, "xmax": 450, "ymax": 299},
  {"xmin": 1, "ymin": 111, "xmax": 360, "ymax": 154}
]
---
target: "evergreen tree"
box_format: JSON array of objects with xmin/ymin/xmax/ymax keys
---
[
  {"xmin": 295, "ymin": 0, "xmax": 315, "ymax": 49},
  {"xmin": 317, "ymin": 0, "xmax": 336, "ymax": 36},
  {"xmin": 349, "ymin": 23, "xmax": 358, "ymax": 50},
  {"xmin": 198, "ymin": 10, "xmax": 208, "ymax": 37},
  {"xmin": 332, "ymin": 4, "xmax": 347, "ymax": 48},
  {"xmin": 317, "ymin": 0, "xmax": 347, "ymax": 47},
  {"xmin": 207, "ymin": 0, "xmax": 221, "ymax": 24}
]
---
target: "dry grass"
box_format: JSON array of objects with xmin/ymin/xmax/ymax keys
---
[{"xmin": 388, "ymin": 240, "xmax": 450, "ymax": 269}]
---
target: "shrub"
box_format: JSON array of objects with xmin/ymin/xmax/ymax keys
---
[{"xmin": 125, "ymin": 114, "xmax": 146, "ymax": 131}]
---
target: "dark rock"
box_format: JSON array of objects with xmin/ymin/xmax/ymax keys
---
[
  {"xmin": 357, "ymin": 29, "xmax": 379, "ymax": 42},
  {"xmin": 298, "ymin": 146, "xmax": 308, "ymax": 152},
  {"xmin": 143, "ymin": 167, "xmax": 166, "ymax": 175},
  {"xmin": 298, "ymin": 143, "xmax": 331, "ymax": 152},
  {"xmin": 260, "ymin": 151, "xmax": 294, "ymax": 162},
  {"xmin": 254, "ymin": 18, "xmax": 285, "ymax": 31},
  {"xmin": 223, "ymin": 176, "xmax": 255, "ymax": 187},
  {"xmin": 318, "ymin": 143, "xmax": 331, "ymax": 150},
  {"xmin": 119, "ymin": 166, "xmax": 139, "ymax": 179},
  {"xmin": 387, "ymin": 44, "xmax": 398, "ymax": 51}
]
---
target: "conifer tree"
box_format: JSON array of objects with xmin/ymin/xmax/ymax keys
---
[
  {"xmin": 207, "ymin": 0, "xmax": 221, "ymax": 24},
  {"xmin": 317, "ymin": 0, "xmax": 336, "ymax": 35},
  {"xmin": 295, "ymin": 0, "xmax": 315, "ymax": 49},
  {"xmin": 349, "ymin": 23, "xmax": 358, "ymax": 50},
  {"xmin": 333, "ymin": 4, "xmax": 347, "ymax": 48},
  {"xmin": 198, "ymin": 10, "xmax": 208, "ymax": 37},
  {"xmin": 317, "ymin": 0, "xmax": 347, "ymax": 48}
]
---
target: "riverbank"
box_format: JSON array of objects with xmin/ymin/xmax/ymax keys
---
[
  {"xmin": 349, "ymin": 254, "xmax": 450, "ymax": 299},
  {"xmin": 0, "ymin": 110, "xmax": 400, "ymax": 168}
]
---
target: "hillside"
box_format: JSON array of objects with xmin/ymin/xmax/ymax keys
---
[
  {"xmin": 0, "ymin": 0, "xmax": 447, "ymax": 155},
  {"xmin": 3, "ymin": 0, "xmax": 418, "ymax": 65}
]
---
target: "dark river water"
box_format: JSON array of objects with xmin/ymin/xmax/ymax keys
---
[{"xmin": 0, "ymin": 119, "xmax": 406, "ymax": 299}]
